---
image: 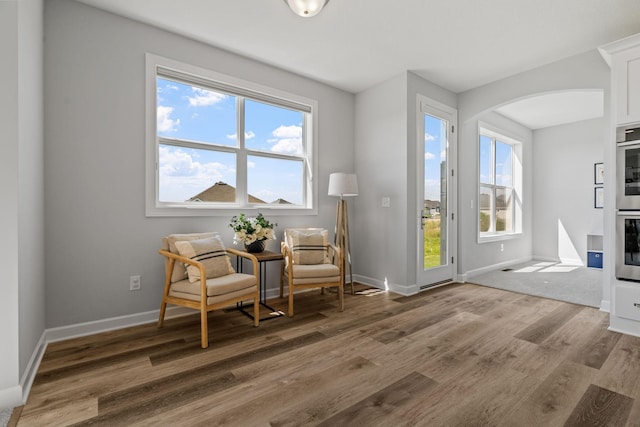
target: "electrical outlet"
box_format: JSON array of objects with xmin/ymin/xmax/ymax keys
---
[
  {"xmin": 130, "ymin": 275, "xmax": 141, "ymax": 291},
  {"xmin": 382, "ymin": 196, "xmax": 391, "ymax": 208},
  {"xmin": 500, "ymin": 244, "xmax": 504, "ymax": 252}
]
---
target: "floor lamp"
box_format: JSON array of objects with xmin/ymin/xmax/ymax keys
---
[{"xmin": 328, "ymin": 173, "xmax": 358, "ymax": 295}]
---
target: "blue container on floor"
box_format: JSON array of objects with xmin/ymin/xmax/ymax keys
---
[{"xmin": 587, "ymin": 251, "xmax": 603, "ymax": 268}]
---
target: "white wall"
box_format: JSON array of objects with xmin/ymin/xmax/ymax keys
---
[
  {"xmin": 458, "ymin": 50, "xmax": 610, "ymax": 282},
  {"xmin": 44, "ymin": 0, "xmax": 354, "ymax": 328},
  {"xmin": 532, "ymin": 118, "xmax": 605, "ymax": 263},
  {"xmin": 0, "ymin": 0, "xmax": 45, "ymax": 408}
]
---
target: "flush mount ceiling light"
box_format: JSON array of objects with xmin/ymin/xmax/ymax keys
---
[{"xmin": 284, "ymin": 0, "xmax": 330, "ymax": 17}]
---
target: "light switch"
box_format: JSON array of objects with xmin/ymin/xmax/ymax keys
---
[{"xmin": 382, "ymin": 197, "xmax": 391, "ymax": 208}]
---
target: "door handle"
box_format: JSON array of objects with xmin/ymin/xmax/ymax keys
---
[{"xmin": 420, "ymin": 209, "xmax": 428, "ymax": 229}]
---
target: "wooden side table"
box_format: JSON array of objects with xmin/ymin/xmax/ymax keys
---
[{"xmin": 236, "ymin": 250, "xmax": 284, "ymax": 321}]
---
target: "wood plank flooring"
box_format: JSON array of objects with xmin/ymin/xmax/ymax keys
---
[{"xmin": 15, "ymin": 283, "xmax": 640, "ymax": 426}]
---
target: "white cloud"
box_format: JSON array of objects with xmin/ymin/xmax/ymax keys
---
[
  {"xmin": 424, "ymin": 178, "xmax": 441, "ymax": 200},
  {"xmin": 270, "ymin": 125, "xmax": 303, "ymax": 155},
  {"xmin": 425, "ymin": 132, "xmax": 436, "ymax": 141},
  {"xmin": 158, "ymin": 146, "xmax": 233, "ymax": 201},
  {"xmin": 425, "ymin": 152, "xmax": 435, "ymax": 160},
  {"xmin": 188, "ymin": 87, "xmax": 226, "ymax": 107},
  {"xmin": 273, "ymin": 125, "xmax": 302, "ymax": 139},
  {"xmin": 157, "ymin": 106, "xmax": 180, "ymax": 132}
]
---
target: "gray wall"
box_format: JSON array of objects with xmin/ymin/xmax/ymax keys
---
[
  {"xmin": 0, "ymin": 0, "xmax": 21, "ymax": 405},
  {"xmin": 533, "ymin": 118, "xmax": 605, "ymax": 263},
  {"xmin": 353, "ymin": 73, "xmax": 409, "ymax": 289},
  {"xmin": 0, "ymin": 0, "xmax": 45, "ymax": 408},
  {"xmin": 44, "ymin": 0, "xmax": 354, "ymax": 328},
  {"xmin": 458, "ymin": 111, "xmax": 533, "ymax": 276},
  {"xmin": 352, "ymin": 71, "xmax": 456, "ymax": 292}
]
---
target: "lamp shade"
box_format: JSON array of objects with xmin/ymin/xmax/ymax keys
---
[
  {"xmin": 328, "ymin": 173, "xmax": 358, "ymax": 197},
  {"xmin": 284, "ymin": 0, "xmax": 329, "ymax": 17}
]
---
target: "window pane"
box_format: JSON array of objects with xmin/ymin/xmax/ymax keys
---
[
  {"xmin": 423, "ymin": 114, "xmax": 448, "ymax": 269},
  {"xmin": 479, "ymin": 185, "xmax": 493, "ymax": 232},
  {"xmin": 157, "ymin": 77, "xmax": 237, "ymax": 146},
  {"xmin": 245, "ymin": 99, "xmax": 304, "ymax": 155},
  {"xmin": 479, "ymin": 135, "xmax": 493, "ymax": 184},
  {"xmin": 495, "ymin": 188, "xmax": 513, "ymax": 232},
  {"xmin": 247, "ymin": 155, "xmax": 303, "ymax": 205},
  {"xmin": 495, "ymin": 141, "xmax": 513, "ymax": 187},
  {"xmin": 159, "ymin": 144, "xmax": 236, "ymax": 203}
]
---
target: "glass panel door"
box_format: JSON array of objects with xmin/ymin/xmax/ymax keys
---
[{"xmin": 417, "ymin": 96, "xmax": 457, "ymax": 287}]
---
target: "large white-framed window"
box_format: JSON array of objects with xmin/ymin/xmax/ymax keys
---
[
  {"xmin": 478, "ymin": 123, "xmax": 523, "ymax": 242},
  {"xmin": 145, "ymin": 54, "xmax": 318, "ymax": 217}
]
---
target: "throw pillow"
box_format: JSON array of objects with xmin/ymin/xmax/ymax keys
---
[
  {"xmin": 287, "ymin": 229, "xmax": 328, "ymax": 265},
  {"xmin": 174, "ymin": 236, "xmax": 235, "ymax": 282},
  {"xmin": 166, "ymin": 232, "xmax": 218, "ymax": 283}
]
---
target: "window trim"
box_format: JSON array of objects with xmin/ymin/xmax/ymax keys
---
[
  {"xmin": 477, "ymin": 122, "xmax": 523, "ymax": 243},
  {"xmin": 145, "ymin": 53, "xmax": 318, "ymax": 217}
]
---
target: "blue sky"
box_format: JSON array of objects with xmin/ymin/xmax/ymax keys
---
[
  {"xmin": 479, "ymin": 135, "xmax": 513, "ymax": 187},
  {"xmin": 156, "ymin": 77, "xmax": 304, "ymax": 204},
  {"xmin": 424, "ymin": 114, "xmax": 447, "ymax": 202}
]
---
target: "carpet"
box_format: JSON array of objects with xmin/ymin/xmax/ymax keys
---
[
  {"xmin": 0, "ymin": 408, "xmax": 12, "ymax": 427},
  {"xmin": 467, "ymin": 260, "xmax": 602, "ymax": 308}
]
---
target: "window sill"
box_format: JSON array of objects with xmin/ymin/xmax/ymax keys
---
[
  {"xmin": 146, "ymin": 204, "xmax": 318, "ymax": 218},
  {"xmin": 478, "ymin": 232, "xmax": 522, "ymax": 244}
]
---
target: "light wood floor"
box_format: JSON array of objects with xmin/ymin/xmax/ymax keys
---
[{"xmin": 15, "ymin": 283, "xmax": 640, "ymax": 426}]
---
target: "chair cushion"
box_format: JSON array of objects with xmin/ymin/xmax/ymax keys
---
[
  {"xmin": 286, "ymin": 229, "xmax": 329, "ymax": 265},
  {"xmin": 169, "ymin": 275, "xmax": 257, "ymax": 305},
  {"xmin": 170, "ymin": 272, "xmax": 257, "ymax": 297},
  {"xmin": 174, "ymin": 236, "xmax": 235, "ymax": 282},
  {"xmin": 165, "ymin": 232, "xmax": 218, "ymax": 283},
  {"xmin": 291, "ymin": 263, "xmax": 339, "ymax": 279}
]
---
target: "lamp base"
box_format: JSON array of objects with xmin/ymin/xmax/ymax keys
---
[{"xmin": 335, "ymin": 198, "xmax": 354, "ymax": 295}]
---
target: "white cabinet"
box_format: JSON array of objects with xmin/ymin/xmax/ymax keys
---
[
  {"xmin": 600, "ymin": 33, "xmax": 640, "ymax": 337},
  {"xmin": 600, "ymin": 33, "xmax": 640, "ymax": 126},
  {"xmin": 615, "ymin": 283, "xmax": 640, "ymax": 322},
  {"xmin": 614, "ymin": 47, "xmax": 640, "ymax": 125}
]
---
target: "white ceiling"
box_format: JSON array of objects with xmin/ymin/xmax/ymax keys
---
[
  {"xmin": 496, "ymin": 90, "xmax": 605, "ymax": 130},
  {"xmin": 74, "ymin": 0, "xmax": 640, "ymax": 128}
]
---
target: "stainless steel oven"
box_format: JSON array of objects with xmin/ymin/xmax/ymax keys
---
[
  {"xmin": 616, "ymin": 212, "xmax": 640, "ymax": 281},
  {"xmin": 617, "ymin": 127, "xmax": 640, "ymax": 210}
]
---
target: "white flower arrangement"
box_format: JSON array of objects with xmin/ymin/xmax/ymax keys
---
[{"xmin": 229, "ymin": 213, "xmax": 277, "ymax": 245}]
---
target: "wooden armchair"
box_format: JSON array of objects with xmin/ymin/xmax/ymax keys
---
[
  {"xmin": 280, "ymin": 228, "xmax": 344, "ymax": 317},
  {"xmin": 158, "ymin": 232, "xmax": 260, "ymax": 348}
]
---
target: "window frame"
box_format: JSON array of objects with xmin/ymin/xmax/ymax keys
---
[
  {"xmin": 145, "ymin": 53, "xmax": 318, "ymax": 217},
  {"xmin": 477, "ymin": 123, "xmax": 523, "ymax": 243}
]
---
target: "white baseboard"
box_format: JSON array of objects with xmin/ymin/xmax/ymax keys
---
[
  {"xmin": 45, "ymin": 306, "xmax": 194, "ymax": 343},
  {"xmin": 532, "ymin": 255, "xmax": 561, "ymax": 263},
  {"xmin": 352, "ymin": 274, "xmax": 413, "ymax": 296},
  {"xmin": 608, "ymin": 325, "xmax": 640, "ymax": 338},
  {"xmin": 5, "ymin": 305, "xmax": 196, "ymax": 409},
  {"xmin": 18, "ymin": 332, "xmax": 47, "ymax": 407},
  {"xmin": 463, "ymin": 256, "xmax": 532, "ymax": 281},
  {"xmin": 608, "ymin": 315, "xmax": 640, "ymax": 338}
]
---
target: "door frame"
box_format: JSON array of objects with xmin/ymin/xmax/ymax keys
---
[{"xmin": 416, "ymin": 94, "xmax": 458, "ymax": 288}]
